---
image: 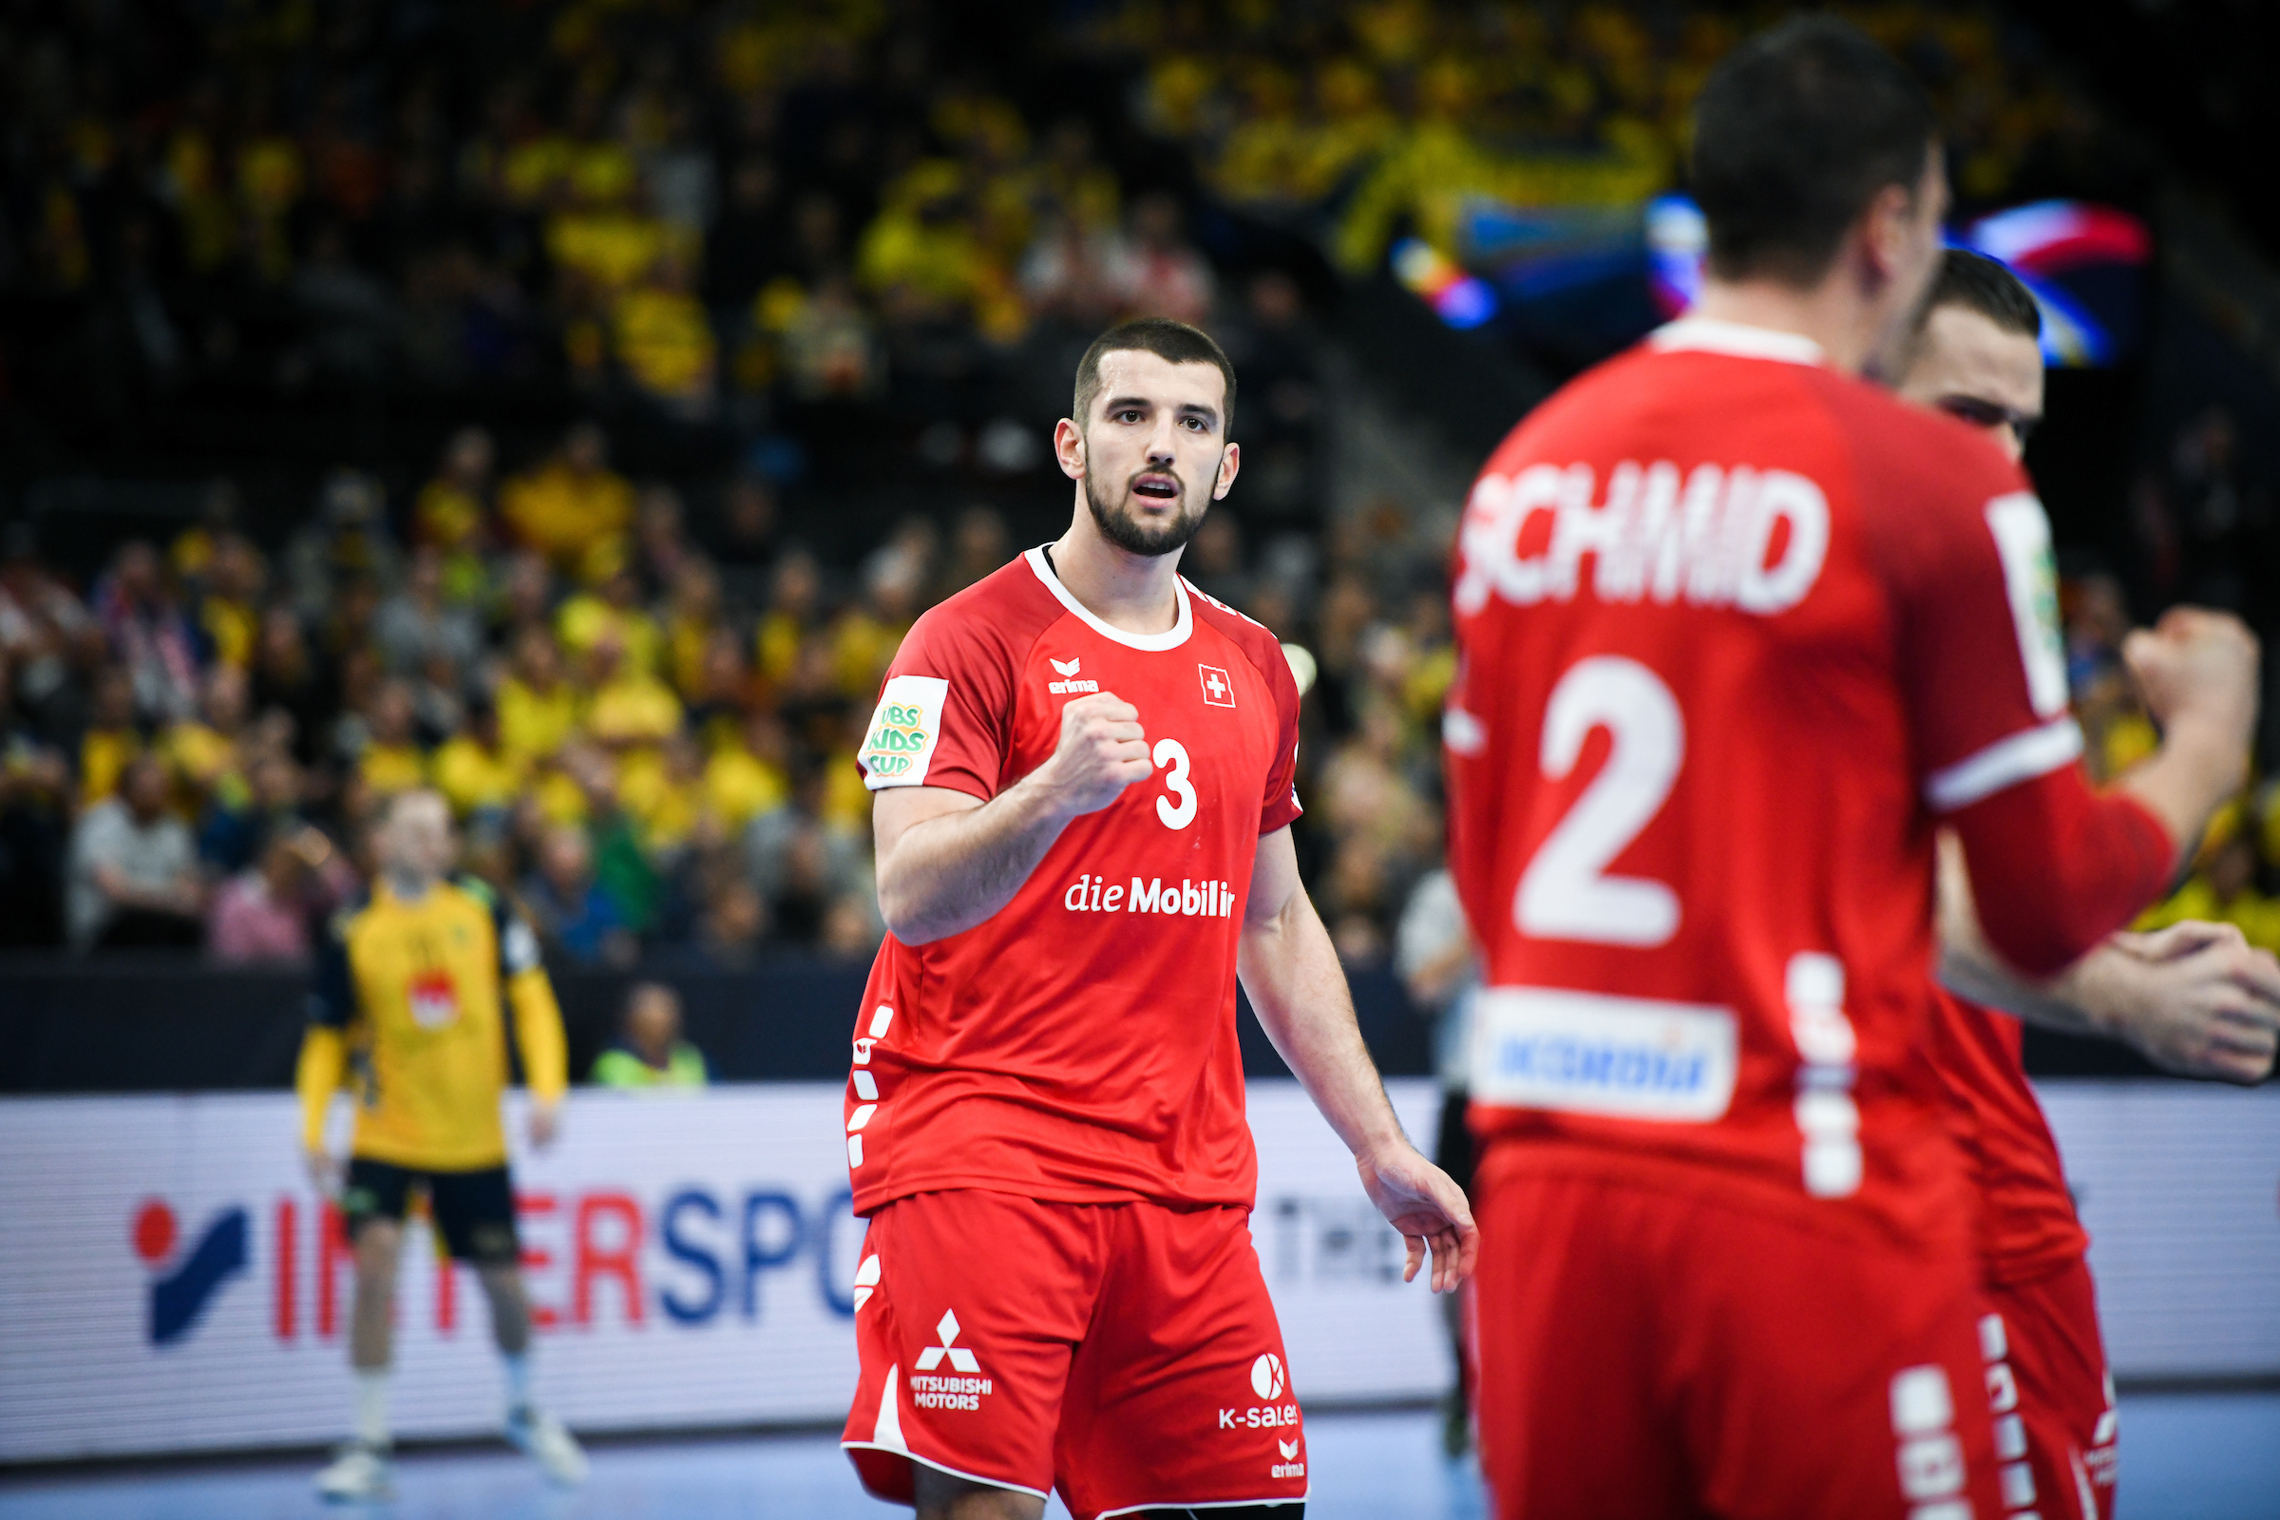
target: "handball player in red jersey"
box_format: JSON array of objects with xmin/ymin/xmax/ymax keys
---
[
  {"xmin": 1892, "ymin": 248, "xmax": 2280, "ymax": 1520},
  {"xmin": 1441, "ymin": 18, "xmax": 2258, "ymax": 1520},
  {"xmin": 837, "ymin": 316, "xmax": 1478, "ymax": 1520}
]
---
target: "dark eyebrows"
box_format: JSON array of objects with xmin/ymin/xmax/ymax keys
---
[{"xmin": 1097, "ymin": 394, "xmax": 1222, "ymax": 430}]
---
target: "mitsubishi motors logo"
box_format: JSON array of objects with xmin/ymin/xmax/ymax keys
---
[
  {"xmin": 916, "ymin": 1309, "xmax": 981, "ymax": 1373},
  {"xmin": 908, "ymin": 1309, "xmax": 992, "ymax": 1411},
  {"xmin": 1251, "ymin": 1352, "xmax": 1285, "ymax": 1400}
]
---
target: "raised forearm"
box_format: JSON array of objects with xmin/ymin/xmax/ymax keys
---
[
  {"xmin": 876, "ymin": 776, "xmax": 1072, "ymax": 944},
  {"xmin": 1239, "ymin": 890, "xmax": 1406, "ymax": 1159},
  {"xmin": 1936, "ymin": 935, "xmax": 2126, "ymax": 1039}
]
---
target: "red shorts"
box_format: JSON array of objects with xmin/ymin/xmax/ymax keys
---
[
  {"xmin": 1978, "ymin": 1258, "xmax": 2117, "ymax": 1520},
  {"xmin": 841, "ymin": 1189, "xmax": 1308, "ymax": 1518},
  {"xmin": 1470, "ymin": 1144, "xmax": 2004, "ymax": 1520}
]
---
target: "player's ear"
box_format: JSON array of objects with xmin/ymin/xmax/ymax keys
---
[
  {"xmin": 1054, "ymin": 417, "xmax": 1086, "ymax": 482},
  {"xmin": 1213, "ymin": 441, "xmax": 1241, "ymax": 501}
]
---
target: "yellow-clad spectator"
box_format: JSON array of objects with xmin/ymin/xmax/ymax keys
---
[
  {"xmin": 855, "ymin": 160, "xmax": 1023, "ymax": 339},
  {"xmin": 161, "ymin": 664, "xmax": 252, "ymax": 814},
  {"xmin": 618, "ymin": 732, "xmax": 707, "ymax": 855},
  {"xmin": 556, "ymin": 567, "xmax": 663, "ymax": 678},
  {"xmin": 496, "ymin": 628, "xmax": 582, "ymax": 767},
  {"xmin": 612, "ymin": 254, "xmax": 716, "ymax": 411},
  {"xmin": 357, "ymin": 680, "xmax": 428, "ymax": 798},
  {"xmin": 549, "ymin": 198, "xmax": 681, "ymax": 296},
  {"xmin": 704, "ymin": 710, "xmax": 792, "ymax": 834},
  {"xmin": 582, "ymin": 636, "xmax": 682, "ymax": 751},
  {"xmin": 79, "ymin": 668, "xmax": 144, "ymax": 807},
  {"xmin": 830, "ymin": 542, "xmax": 924, "ymax": 699},
  {"xmin": 661, "ymin": 560, "xmax": 724, "ymax": 699},
  {"xmin": 413, "ymin": 427, "xmax": 497, "ymax": 607},
  {"xmin": 431, "ymin": 701, "xmax": 523, "ymax": 820},
  {"xmin": 197, "ymin": 534, "xmax": 266, "ymax": 669},
  {"xmin": 500, "ymin": 424, "xmax": 635, "ymax": 582},
  {"xmin": 525, "ymin": 756, "xmax": 592, "ymax": 829},
  {"xmin": 2136, "ymin": 806, "xmax": 2280, "ymax": 953},
  {"xmin": 592, "ymin": 983, "xmax": 709, "ymax": 1091},
  {"xmin": 754, "ymin": 549, "xmax": 823, "ymax": 688}
]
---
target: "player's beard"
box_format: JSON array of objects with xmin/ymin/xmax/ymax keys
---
[{"xmin": 1085, "ymin": 467, "xmax": 1206, "ymax": 558}]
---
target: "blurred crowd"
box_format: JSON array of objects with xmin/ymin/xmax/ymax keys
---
[
  {"xmin": 0, "ymin": 421, "xmax": 1467, "ymax": 970},
  {"xmin": 0, "ymin": 424, "xmax": 923, "ymax": 965},
  {"xmin": 0, "ymin": 0, "xmax": 1253, "ymax": 446},
  {"xmin": 1084, "ymin": 0, "xmax": 2113, "ymax": 273}
]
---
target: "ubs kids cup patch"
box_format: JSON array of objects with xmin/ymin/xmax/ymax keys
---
[{"xmin": 861, "ymin": 675, "xmax": 949, "ymax": 789}]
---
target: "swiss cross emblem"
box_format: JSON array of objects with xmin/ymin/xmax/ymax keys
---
[{"xmin": 1198, "ymin": 664, "xmax": 1236, "ymax": 707}]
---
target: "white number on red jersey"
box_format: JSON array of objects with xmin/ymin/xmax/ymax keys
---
[
  {"xmin": 1516, "ymin": 656, "xmax": 1684, "ymax": 946},
  {"xmin": 1154, "ymin": 737, "xmax": 1198, "ymax": 830}
]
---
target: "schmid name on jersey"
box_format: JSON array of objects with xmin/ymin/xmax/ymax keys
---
[
  {"xmin": 1455, "ymin": 459, "xmax": 1829, "ymax": 617},
  {"xmin": 1063, "ymin": 873, "xmax": 1236, "ymax": 918}
]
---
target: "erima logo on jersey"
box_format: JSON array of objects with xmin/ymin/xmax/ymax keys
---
[
  {"xmin": 1047, "ymin": 655, "xmax": 1099, "ymax": 695},
  {"xmin": 1063, "ymin": 874, "xmax": 1236, "ymax": 918},
  {"xmin": 1454, "ymin": 460, "xmax": 1829, "ymax": 618}
]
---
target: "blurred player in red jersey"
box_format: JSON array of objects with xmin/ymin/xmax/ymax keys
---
[
  {"xmin": 837, "ymin": 316, "xmax": 1478, "ymax": 1520},
  {"xmin": 1890, "ymin": 248, "xmax": 2280, "ymax": 1520},
  {"xmin": 1442, "ymin": 18, "xmax": 2259, "ymax": 1520}
]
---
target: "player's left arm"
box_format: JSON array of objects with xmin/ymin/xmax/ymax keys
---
[
  {"xmin": 1937, "ymin": 832, "xmax": 2280, "ymax": 1083},
  {"xmin": 496, "ymin": 903, "xmax": 570, "ymax": 1147},
  {"xmin": 1237, "ymin": 825, "xmax": 1478, "ymax": 1292}
]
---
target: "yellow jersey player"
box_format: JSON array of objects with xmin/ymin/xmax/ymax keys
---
[{"xmin": 295, "ymin": 789, "xmax": 588, "ymax": 1500}]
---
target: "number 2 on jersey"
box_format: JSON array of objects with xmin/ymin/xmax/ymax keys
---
[
  {"xmin": 1516, "ymin": 656, "xmax": 1683, "ymax": 946},
  {"xmin": 1154, "ymin": 737, "xmax": 1197, "ymax": 829}
]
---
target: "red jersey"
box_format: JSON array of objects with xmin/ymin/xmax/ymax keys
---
[
  {"xmin": 1446, "ymin": 318, "xmax": 2096, "ymax": 1247},
  {"xmin": 843, "ymin": 548, "xmax": 1303, "ymax": 1216},
  {"xmin": 1929, "ymin": 988, "xmax": 2090, "ymax": 1283}
]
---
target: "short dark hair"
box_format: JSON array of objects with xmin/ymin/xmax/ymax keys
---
[
  {"xmin": 1921, "ymin": 248, "xmax": 2042, "ymax": 339},
  {"xmin": 1072, "ymin": 317, "xmax": 1237, "ymax": 434},
  {"xmin": 1690, "ymin": 16, "xmax": 1939, "ymax": 287}
]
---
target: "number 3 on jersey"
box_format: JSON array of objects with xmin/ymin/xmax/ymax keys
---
[
  {"xmin": 1516, "ymin": 656, "xmax": 1684, "ymax": 946},
  {"xmin": 1154, "ymin": 737, "xmax": 1197, "ymax": 829}
]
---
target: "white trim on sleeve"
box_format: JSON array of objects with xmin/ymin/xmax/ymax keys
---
[
  {"xmin": 1024, "ymin": 546, "xmax": 1193, "ymax": 651},
  {"xmin": 1924, "ymin": 717, "xmax": 2085, "ymax": 813}
]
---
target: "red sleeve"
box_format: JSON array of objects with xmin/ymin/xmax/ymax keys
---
[
  {"xmin": 1255, "ymin": 635, "xmax": 1304, "ymax": 836},
  {"xmin": 1856, "ymin": 405, "xmax": 2177, "ymax": 972},
  {"xmin": 1871, "ymin": 474, "xmax": 2084, "ymax": 808},
  {"xmin": 1949, "ymin": 765, "xmax": 2175, "ymax": 975},
  {"xmin": 856, "ymin": 603, "xmax": 1018, "ymax": 803}
]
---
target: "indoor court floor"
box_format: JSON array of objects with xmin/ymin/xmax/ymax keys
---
[{"xmin": 1, "ymin": 1397, "xmax": 2274, "ymax": 1520}]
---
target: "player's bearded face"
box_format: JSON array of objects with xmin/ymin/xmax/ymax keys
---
[{"xmin": 1083, "ymin": 449, "xmax": 1207, "ymax": 558}]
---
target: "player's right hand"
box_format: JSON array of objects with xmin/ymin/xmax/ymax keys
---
[
  {"xmin": 1040, "ymin": 693, "xmax": 1154, "ymax": 818},
  {"xmin": 304, "ymin": 1145, "xmax": 344, "ymax": 1202},
  {"xmin": 2108, "ymin": 920, "xmax": 2280, "ymax": 1084},
  {"xmin": 2124, "ymin": 608, "xmax": 2260, "ymax": 762}
]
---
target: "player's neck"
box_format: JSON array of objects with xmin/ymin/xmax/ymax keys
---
[
  {"xmin": 382, "ymin": 869, "xmax": 435, "ymax": 904},
  {"xmin": 1689, "ymin": 276, "xmax": 1885, "ymax": 377},
  {"xmin": 1046, "ymin": 520, "xmax": 1184, "ymax": 636}
]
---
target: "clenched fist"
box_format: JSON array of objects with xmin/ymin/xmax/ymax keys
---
[
  {"xmin": 1038, "ymin": 693, "xmax": 1154, "ymax": 819},
  {"xmin": 2125, "ymin": 608, "xmax": 2259, "ymax": 766}
]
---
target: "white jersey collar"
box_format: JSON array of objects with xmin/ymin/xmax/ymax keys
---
[
  {"xmin": 1649, "ymin": 317, "xmax": 1827, "ymax": 367},
  {"xmin": 1024, "ymin": 545, "xmax": 1193, "ymax": 651}
]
